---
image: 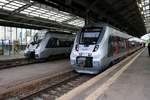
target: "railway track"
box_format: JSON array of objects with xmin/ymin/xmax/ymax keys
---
[
  {"xmin": 0, "ymin": 58, "xmax": 40, "ymax": 70},
  {"xmin": 0, "ymin": 54, "xmax": 68, "ymax": 70},
  {"xmin": 22, "ymin": 72, "xmax": 93, "ymax": 100},
  {"xmin": 2, "ymin": 70, "xmax": 94, "ymax": 100}
]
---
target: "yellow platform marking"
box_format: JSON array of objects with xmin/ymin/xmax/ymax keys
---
[
  {"xmin": 57, "ymin": 49, "xmax": 143, "ymax": 100},
  {"xmin": 85, "ymin": 49, "xmax": 144, "ymax": 100}
]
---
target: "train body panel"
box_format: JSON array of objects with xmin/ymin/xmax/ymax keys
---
[{"xmin": 70, "ymin": 23, "xmax": 142, "ymax": 74}]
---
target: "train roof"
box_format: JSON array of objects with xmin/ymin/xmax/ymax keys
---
[
  {"xmin": 110, "ymin": 27, "xmax": 133, "ymax": 39},
  {"xmin": 128, "ymin": 37, "xmax": 144, "ymax": 43},
  {"xmin": 83, "ymin": 23, "xmax": 133, "ymax": 39},
  {"xmin": 39, "ymin": 29, "xmax": 73, "ymax": 35},
  {"xmin": 35, "ymin": 30, "xmax": 74, "ymax": 41},
  {"xmin": 46, "ymin": 31, "xmax": 75, "ymax": 40},
  {"xmin": 83, "ymin": 23, "xmax": 119, "ymax": 30},
  {"xmin": 47, "ymin": 31, "xmax": 73, "ymax": 35}
]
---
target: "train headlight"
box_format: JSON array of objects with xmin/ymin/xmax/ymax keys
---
[
  {"xmin": 75, "ymin": 44, "xmax": 79, "ymax": 51},
  {"xmin": 93, "ymin": 45, "xmax": 99, "ymax": 52}
]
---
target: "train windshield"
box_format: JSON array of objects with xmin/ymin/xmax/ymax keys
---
[
  {"xmin": 79, "ymin": 27, "xmax": 103, "ymax": 44},
  {"xmin": 32, "ymin": 30, "xmax": 47, "ymax": 44}
]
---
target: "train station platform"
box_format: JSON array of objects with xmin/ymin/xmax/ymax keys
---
[
  {"xmin": 0, "ymin": 52, "xmax": 24, "ymax": 61},
  {"xmin": 58, "ymin": 48, "xmax": 150, "ymax": 100}
]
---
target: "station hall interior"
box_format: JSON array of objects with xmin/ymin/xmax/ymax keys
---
[{"xmin": 0, "ymin": 0, "xmax": 150, "ymax": 100}]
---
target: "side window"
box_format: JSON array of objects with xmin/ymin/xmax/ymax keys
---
[
  {"xmin": 59, "ymin": 39, "xmax": 65, "ymax": 47},
  {"xmin": 46, "ymin": 37, "xmax": 73, "ymax": 48},
  {"xmin": 59, "ymin": 39, "xmax": 73, "ymax": 47},
  {"xmin": 118, "ymin": 37, "xmax": 121, "ymax": 50},
  {"xmin": 123, "ymin": 38, "xmax": 126, "ymax": 52},
  {"xmin": 46, "ymin": 38, "xmax": 57, "ymax": 48},
  {"xmin": 120, "ymin": 38, "xmax": 124, "ymax": 53},
  {"xmin": 114, "ymin": 36, "xmax": 120, "ymax": 54},
  {"xmin": 56, "ymin": 39, "xmax": 60, "ymax": 47},
  {"xmin": 125, "ymin": 39, "xmax": 129, "ymax": 51}
]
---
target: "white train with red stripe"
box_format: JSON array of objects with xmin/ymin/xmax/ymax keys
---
[{"xmin": 70, "ymin": 23, "xmax": 142, "ymax": 74}]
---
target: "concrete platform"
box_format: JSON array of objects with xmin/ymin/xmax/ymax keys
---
[
  {"xmin": 96, "ymin": 48, "xmax": 150, "ymax": 100},
  {"xmin": 58, "ymin": 48, "xmax": 150, "ymax": 100},
  {"xmin": 0, "ymin": 53, "xmax": 24, "ymax": 61},
  {"xmin": 0, "ymin": 59, "xmax": 72, "ymax": 91}
]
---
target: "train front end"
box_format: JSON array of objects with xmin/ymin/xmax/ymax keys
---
[
  {"xmin": 24, "ymin": 30, "xmax": 47, "ymax": 59},
  {"xmin": 70, "ymin": 25, "xmax": 106, "ymax": 74},
  {"xmin": 24, "ymin": 42, "xmax": 37, "ymax": 58}
]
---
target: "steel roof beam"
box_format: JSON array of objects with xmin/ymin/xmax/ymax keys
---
[
  {"xmin": 0, "ymin": 9, "xmax": 79, "ymax": 31},
  {"xmin": 10, "ymin": 2, "xmax": 35, "ymax": 15}
]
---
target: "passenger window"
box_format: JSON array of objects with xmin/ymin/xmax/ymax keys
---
[
  {"xmin": 120, "ymin": 38, "xmax": 125, "ymax": 53},
  {"xmin": 114, "ymin": 37, "xmax": 120, "ymax": 54},
  {"xmin": 46, "ymin": 38, "xmax": 57, "ymax": 48},
  {"xmin": 46, "ymin": 37, "xmax": 73, "ymax": 48},
  {"xmin": 59, "ymin": 39, "xmax": 72, "ymax": 47},
  {"xmin": 56, "ymin": 39, "xmax": 60, "ymax": 47}
]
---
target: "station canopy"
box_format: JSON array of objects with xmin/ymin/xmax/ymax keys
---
[
  {"xmin": 137, "ymin": 0, "xmax": 150, "ymax": 32},
  {"xmin": 0, "ymin": 0, "xmax": 85, "ymax": 31}
]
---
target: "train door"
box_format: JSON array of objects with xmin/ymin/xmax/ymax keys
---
[
  {"xmin": 119, "ymin": 38, "xmax": 125, "ymax": 54},
  {"xmin": 114, "ymin": 37, "xmax": 120, "ymax": 55},
  {"xmin": 125, "ymin": 39, "xmax": 129, "ymax": 55},
  {"xmin": 108, "ymin": 36, "xmax": 114, "ymax": 57}
]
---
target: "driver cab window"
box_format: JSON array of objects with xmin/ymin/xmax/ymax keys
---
[{"xmin": 79, "ymin": 27, "xmax": 103, "ymax": 45}]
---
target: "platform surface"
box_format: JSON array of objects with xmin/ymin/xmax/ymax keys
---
[
  {"xmin": 0, "ymin": 59, "xmax": 71, "ymax": 91},
  {"xmin": 96, "ymin": 48, "xmax": 150, "ymax": 100},
  {"xmin": 59, "ymin": 48, "xmax": 150, "ymax": 100},
  {"xmin": 0, "ymin": 53, "xmax": 24, "ymax": 61}
]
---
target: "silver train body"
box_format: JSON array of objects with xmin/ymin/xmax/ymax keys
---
[
  {"xmin": 70, "ymin": 24, "xmax": 142, "ymax": 74},
  {"xmin": 24, "ymin": 30, "xmax": 74, "ymax": 59}
]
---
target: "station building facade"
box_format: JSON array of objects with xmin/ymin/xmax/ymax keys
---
[{"xmin": 0, "ymin": 26, "xmax": 38, "ymax": 55}]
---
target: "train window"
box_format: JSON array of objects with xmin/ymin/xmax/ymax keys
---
[
  {"xmin": 46, "ymin": 38, "xmax": 57, "ymax": 48},
  {"xmin": 83, "ymin": 27, "xmax": 103, "ymax": 32},
  {"xmin": 122, "ymin": 38, "xmax": 126, "ymax": 52},
  {"xmin": 116, "ymin": 37, "xmax": 126, "ymax": 53},
  {"xmin": 114, "ymin": 37, "xmax": 120, "ymax": 54},
  {"xmin": 54, "ymin": 38, "xmax": 73, "ymax": 47},
  {"xmin": 46, "ymin": 37, "xmax": 73, "ymax": 48},
  {"xmin": 79, "ymin": 27, "xmax": 103, "ymax": 45},
  {"xmin": 125, "ymin": 39, "xmax": 129, "ymax": 51},
  {"xmin": 56, "ymin": 40, "xmax": 60, "ymax": 47},
  {"xmin": 119, "ymin": 38, "xmax": 123, "ymax": 53},
  {"xmin": 80, "ymin": 32, "xmax": 100, "ymax": 44}
]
